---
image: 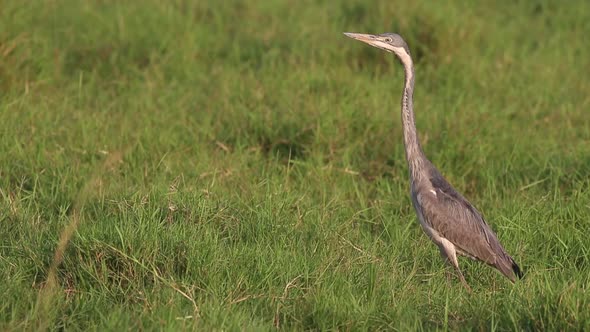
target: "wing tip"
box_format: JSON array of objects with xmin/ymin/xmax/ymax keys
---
[{"xmin": 512, "ymin": 260, "xmax": 523, "ymax": 280}]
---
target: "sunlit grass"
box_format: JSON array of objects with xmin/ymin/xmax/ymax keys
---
[{"xmin": 1, "ymin": 0, "xmax": 589, "ymax": 330}]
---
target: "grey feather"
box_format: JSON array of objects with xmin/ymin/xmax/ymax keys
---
[{"xmin": 415, "ymin": 165, "xmax": 521, "ymax": 282}]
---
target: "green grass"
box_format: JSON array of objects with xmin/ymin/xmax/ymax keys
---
[{"xmin": 1, "ymin": 0, "xmax": 590, "ymax": 330}]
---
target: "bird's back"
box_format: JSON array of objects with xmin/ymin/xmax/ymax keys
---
[{"xmin": 411, "ymin": 161, "xmax": 522, "ymax": 281}]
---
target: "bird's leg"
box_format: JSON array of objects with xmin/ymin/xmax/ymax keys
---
[
  {"xmin": 442, "ymin": 261, "xmax": 471, "ymax": 292},
  {"xmin": 453, "ymin": 266, "xmax": 472, "ymax": 293},
  {"xmin": 439, "ymin": 242, "xmax": 472, "ymax": 293}
]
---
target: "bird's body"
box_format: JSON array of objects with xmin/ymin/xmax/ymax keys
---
[{"xmin": 344, "ymin": 32, "xmax": 522, "ymax": 289}]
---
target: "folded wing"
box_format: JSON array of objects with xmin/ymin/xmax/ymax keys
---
[{"xmin": 416, "ymin": 171, "xmax": 521, "ymax": 281}]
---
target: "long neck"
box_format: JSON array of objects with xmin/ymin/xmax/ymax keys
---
[{"xmin": 399, "ymin": 55, "xmax": 426, "ymax": 178}]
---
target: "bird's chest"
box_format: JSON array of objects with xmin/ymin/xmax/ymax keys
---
[{"xmin": 410, "ymin": 184, "xmax": 445, "ymax": 245}]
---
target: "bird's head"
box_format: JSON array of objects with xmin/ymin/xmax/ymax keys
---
[{"xmin": 344, "ymin": 32, "xmax": 412, "ymax": 66}]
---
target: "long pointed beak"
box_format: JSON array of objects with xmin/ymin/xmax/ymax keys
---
[
  {"xmin": 343, "ymin": 32, "xmax": 394, "ymax": 53},
  {"xmin": 343, "ymin": 32, "xmax": 377, "ymax": 44}
]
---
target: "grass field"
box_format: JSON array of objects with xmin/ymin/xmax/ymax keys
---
[{"xmin": 2, "ymin": 0, "xmax": 590, "ymax": 330}]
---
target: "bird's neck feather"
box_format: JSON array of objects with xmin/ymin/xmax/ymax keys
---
[{"xmin": 399, "ymin": 55, "xmax": 426, "ymax": 179}]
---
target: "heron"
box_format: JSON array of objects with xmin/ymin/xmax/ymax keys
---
[{"xmin": 344, "ymin": 32, "xmax": 522, "ymax": 291}]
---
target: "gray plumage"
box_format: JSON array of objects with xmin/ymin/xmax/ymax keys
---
[{"xmin": 344, "ymin": 32, "xmax": 522, "ymax": 290}]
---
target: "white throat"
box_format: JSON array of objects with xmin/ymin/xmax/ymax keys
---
[{"xmin": 391, "ymin": 47, "xmax": 413, "ymax": 82}]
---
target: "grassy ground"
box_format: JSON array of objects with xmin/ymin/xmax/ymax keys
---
[{"xmin": 1, "ymin": 0, "xmax": 590, "ymax": 330}]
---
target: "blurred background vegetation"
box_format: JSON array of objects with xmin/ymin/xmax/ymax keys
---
[{"xmin": 1, "ymin": 1, "xmax": 589, "ymax": 330}]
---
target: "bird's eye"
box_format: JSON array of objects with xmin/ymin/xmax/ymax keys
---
[{"xmin": 385, "ymin": 38, "xmax": 392, "ymax": 42}]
